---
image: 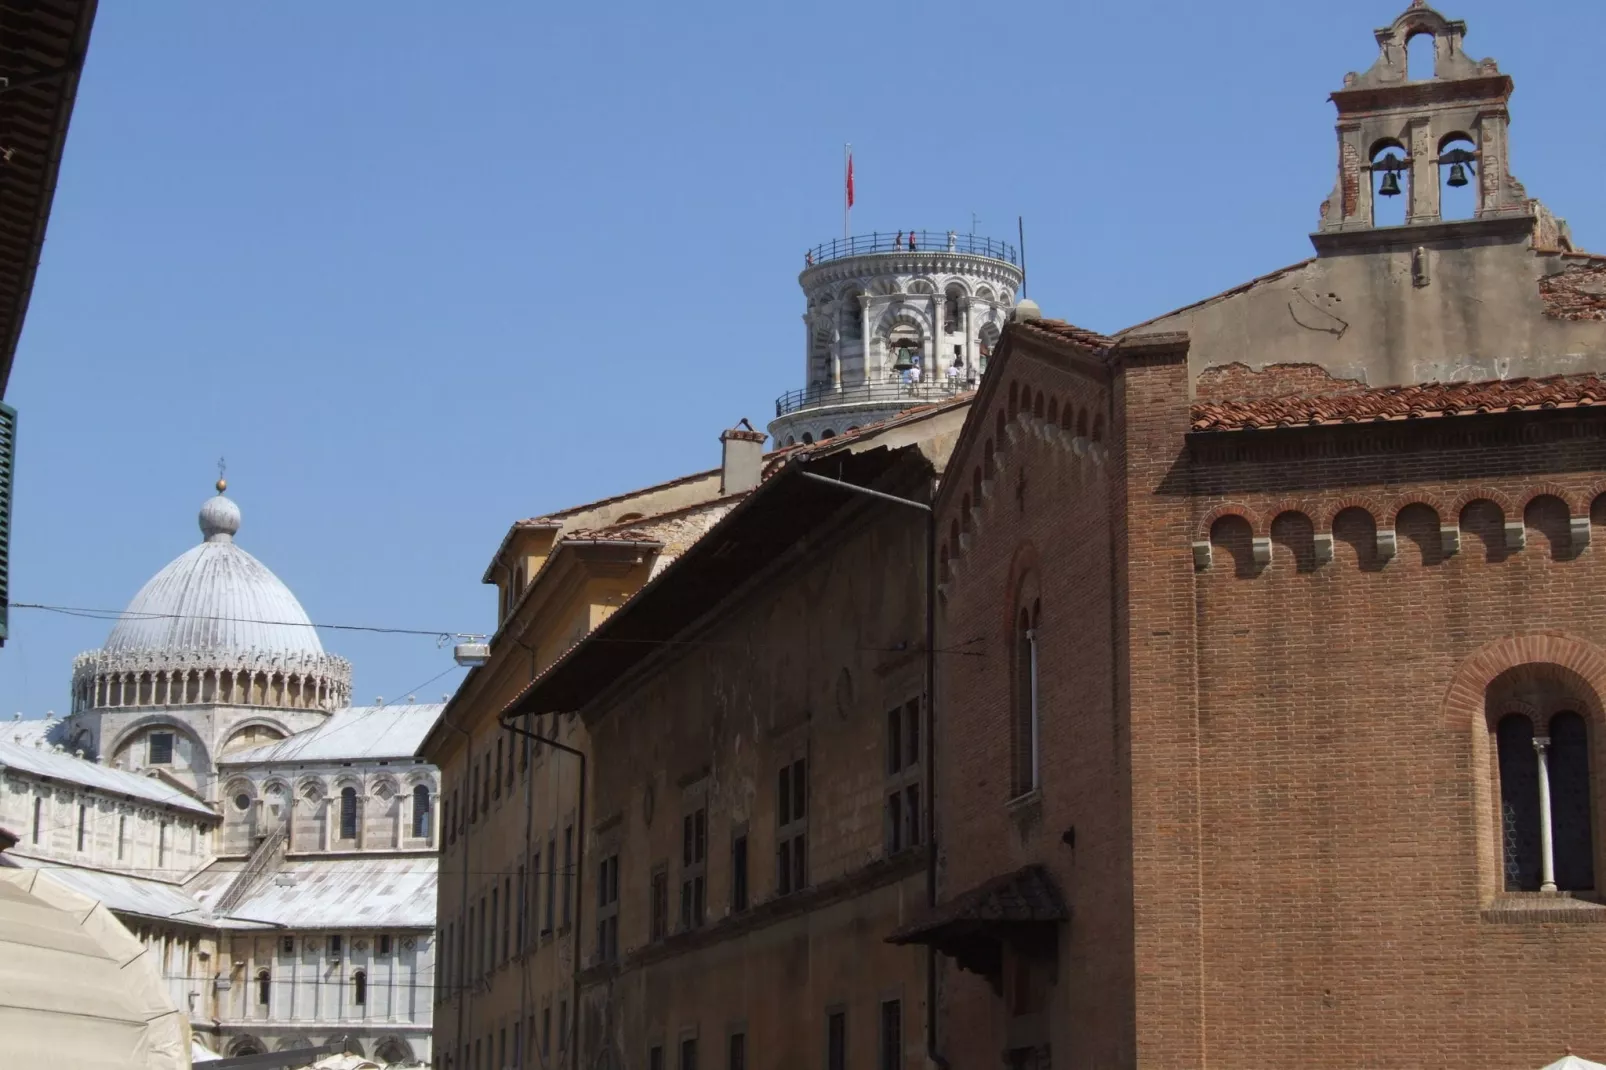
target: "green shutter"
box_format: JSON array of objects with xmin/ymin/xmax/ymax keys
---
[{"xmin": 0, "ymin": 402, "xmax": 14, "ymax": 644}]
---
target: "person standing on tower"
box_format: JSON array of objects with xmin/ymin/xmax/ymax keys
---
[
  {"xmin": 894, "ymin": 231, "xmax": 903, "ymax": 252},
  {"xmin": 908, "ymin": 231, "xmax": 917, "ymax": 252}
]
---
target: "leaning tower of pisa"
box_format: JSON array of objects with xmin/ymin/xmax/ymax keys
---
[{"xmin": 769, "ymin": 229, "xmax": 1025, "ymax": 447}]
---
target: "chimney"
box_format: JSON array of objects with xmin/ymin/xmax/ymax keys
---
[{"xmin": 720, "ymin": 419, "xmax": 767, "ymax": 495}]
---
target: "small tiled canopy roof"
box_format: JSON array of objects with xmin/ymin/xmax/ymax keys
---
[
  {"xmin": 1191, "ymin": 373, "xmax": 1606, "ymax": 432},
  {"xmin": 886, "ymin": 865, "xmax": 1067, "ymax": 977}
]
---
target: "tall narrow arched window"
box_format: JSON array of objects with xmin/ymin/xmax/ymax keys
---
[
  {"xmin": 1011, "ymin": 600, "xmax": 1041, "ymax": 798},
  {"xmin": 339, "ymin": 787, "xmax": 358, "ymax": 840},
  {"xmin": 413, "ymin": 784, "xmax": 432, "ymax": 839},
  {"xmin": 353, "ymin": 969, "xmax": 367, "ymax": 1006},
  {"xmin": 256, "ymin": 969, "xmax": 271, "ymax": 1007}
]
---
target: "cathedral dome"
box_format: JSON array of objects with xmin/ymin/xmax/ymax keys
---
[
  {"xmin": 72, "ymin": 484, "xmax": 352, "ymax": 714},
  {"xmin": 104, "ymin": 489, "xmax": 323, "ymax": 658}
]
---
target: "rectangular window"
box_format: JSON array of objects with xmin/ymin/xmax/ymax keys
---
[
  {"xmin": 330, "ymin": 934, "xmax": 343, "ymax": 957},
  {"xmin": 76, "ymin": 803, "xmax": 87, "ymax": 852},
  {"xmin": 530, "ymin": 848, "xmax": 542, "ymax": 940},
  {"xmin": 148, "ymin": 732, "xmax": 174, "ymax": 765},
  {"xmin": 885, "ymin": 700, "xmax": 922, "ymax": 856},
  {"xmin": 478, "ymin": 896, "xmax": 488, "ymax": 976},
  {"xmin": 731, "ymin": 833, "xmax": 749, "ymax": 913},
  {"xmin": 544, "ymin": 836, "xmax": 556, "ymax": 932},
  {"xmin": 728, "ymin": 1032, "xmax": 745, "ymax": 1070},
  {"xmin": 679, "ymin": 1037, "xmax": 698, "ymax": 1070},
  {"xmin": 680, "ymin": 807, "xmax": 707, "ymax": 930},
  {"xmin": 597, "ymin": 853, "xmax": 620, "ymax": 964},
  {"xmin": 827, "ymin": 1011, "xmax": 846, "ymax": 1070},
  {"xmin": 379, "ymin": 932, "xmax": 390, "ymax": 956},
  {"xmin": 498, "ymin": 1030, "xmax": 506, "ymax": 1070},
  {"xmin": 563, "ymin": 825, "xmax": 574, "ymax": 927},
  {"xmin": 880, "ymin": 1000, "xmax": 902, "ymax": 1070},
  {"xmin": 489, "ymin": 888, "xmax": 498, "ymax": 969},
  {"xmin": 517, "ymin": 864, "xmax": 527, "ymax": 953},
  {"xmin": 777, "ymin": 757, "xmax": 808, "ymax": 895},
  {"xmin": 650, "ymin": 1047, "xmax": 664, "ymax": 1070},
  {"xmin": 650, "ymin": 865, "xmax": 668, "ymax": 941},
  {"xmin": 282, "ymin": 936, "xmax": 295, "ymax": 955}
]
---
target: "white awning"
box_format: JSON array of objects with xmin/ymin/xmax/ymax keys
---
[
  {"xmin": 0, "ymin": 867, "xmax": 190, "ymax": 1070},
  {"xmin": 1541, "ymin": 1056, "xmax": 1606, "ymax": 1070}
]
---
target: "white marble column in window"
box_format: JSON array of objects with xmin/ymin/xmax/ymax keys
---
[{"xmin": 1534, "ymin": 734, "xmax": 1557, "ymax": 892}]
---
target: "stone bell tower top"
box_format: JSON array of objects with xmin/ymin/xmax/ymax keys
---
[
  {"xmin": 769, "ymin": 230, "xmax": 1023, "ymax": 448},
  {"xmin": 1315, "ymin": 2, "xmax": 1561, "ymax": 248}
]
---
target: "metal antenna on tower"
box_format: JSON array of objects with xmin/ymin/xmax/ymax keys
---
[{"xmin": 970, "ymin": 212, "xmax": 979, "ymax": 236}]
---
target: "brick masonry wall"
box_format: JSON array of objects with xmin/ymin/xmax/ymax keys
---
[
  {"xmin": 934, "ymin": 335, "xmax": 1135, "ymax": 1069},
  {"xmin": 1541, "ymin": 258, "xmax": 1606, "ymax": 322},
  {"xmin": 1181, "ymin": 409, "xmax": 1606, "ymax": 1067}
]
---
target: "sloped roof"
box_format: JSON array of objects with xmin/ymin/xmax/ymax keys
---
[
  {"xmin": 0, "ymin": 0, "xmax": 98, "ymax": 397},
  {"xmin": 887, "ymin": 864, "xmax": 1068, "ymax": 945},
  {"xmin": 1190, "ymin": 373, "xmax": 1606, "ymax": 432},
  {"xmin": 1, "ymin": 855, "xmax": 212, "ymax": 924},
  {"xmin": 221, "ymin": 703, "xmax": 445, "ymax": 765},
  {"xmin": 0, "ymin": 737, "xmax": 215, "ymax": 817},
  {"xmin": 188, "ymin": 857, "xmax": 437, "ymax": 930},
  {"xmin": 503, "ymin": 444, "xmax": 928, "ymax": 719}
]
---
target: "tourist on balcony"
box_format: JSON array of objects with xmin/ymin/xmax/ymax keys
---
[
  {"xmin": 947, "ymin": 230, "xmax": 957, "ymax": 251},
  {"xmin": 908, "ymin": 231, "xmax": 917, "ymax": 252},
  {"xmin": 894, "ymin": 231, "xmax": 903, "ymax": 251}
]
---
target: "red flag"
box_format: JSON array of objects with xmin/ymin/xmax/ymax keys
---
[{"xmin": 846, "ymin": 151, "xmax": 855, "ymax": 209}]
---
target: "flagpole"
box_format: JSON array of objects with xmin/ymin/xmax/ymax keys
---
[{"xmin": 844, "ymin": 143, "xmax": 851, "ymax": 243}]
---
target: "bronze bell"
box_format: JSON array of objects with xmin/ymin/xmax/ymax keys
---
[
  {"xmin": 1447, "ymin": 162, "xmax": 1470, "ymax": 188},
  {"xmin": 893, "ymin": 346, "xmax": 915, "ymax": 372},
  {"xmin": 1378, "ymin": 170, "xmax": 1402, "ymax": 197}
]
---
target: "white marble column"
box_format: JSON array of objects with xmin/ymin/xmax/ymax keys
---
[{"xmin": 1534, "ymin": 735, "xmax": 1557, "ymax": 892}]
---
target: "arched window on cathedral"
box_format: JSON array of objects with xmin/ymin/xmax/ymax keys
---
[
  {"xmin": 1497, "ymin": 709, "xmax": 1595, "ymax": 892},
  {"xmin": 339, "ymin": 787, "xmax": 358, "ymax": 841},
  {"xmin": 1012, "ymin": 599, "xmax": 1041, "ymax": 798},
  {"xmin": 256, "ymin": 969, "xmax": 271, "ymax": 1008},
  {"xmin": 413, "ymin": 784, "xmax": 432, "ymax": 840},
  {"xmin": 353, "ymin": 969, "xmax": 368, "ymax": 1007}
]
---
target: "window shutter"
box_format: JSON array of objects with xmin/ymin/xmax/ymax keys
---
[{"xmin": 0, "ymin": 402, "xmax": 14, "ymax": 645}]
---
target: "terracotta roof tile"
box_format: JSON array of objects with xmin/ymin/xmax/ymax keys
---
[
  {"xmin": 1014, "ymin": 318, "xmax": 1116, "ymax": 351},
  {"xmin": 1190, "ymin": 373, "xmax": 1606, "ymax": 433}
]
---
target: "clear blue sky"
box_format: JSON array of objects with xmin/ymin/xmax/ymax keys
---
[{"xmin": 4, "ymin": 0, "xmax": 1602, "ymax": 718}]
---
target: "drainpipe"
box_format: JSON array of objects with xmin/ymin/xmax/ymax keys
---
[
  {"xmin": 501, "ymin": 714, "xmax": 586, "ymax": 1070},
  {"xmin": 795, "ymin": 469, "xmax": 944, "ymax": 1066}
]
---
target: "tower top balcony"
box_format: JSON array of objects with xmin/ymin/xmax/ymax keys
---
[{"xmin": 802, "ymin": 230, "xmax": 1020, "ymax": 271}]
